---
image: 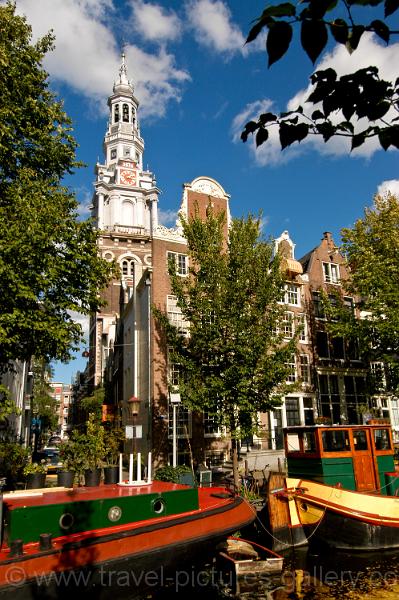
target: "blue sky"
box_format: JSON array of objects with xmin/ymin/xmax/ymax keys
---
[{"xmin": 9, "ymin": 0, "xmax": 399, "ymax": 383}]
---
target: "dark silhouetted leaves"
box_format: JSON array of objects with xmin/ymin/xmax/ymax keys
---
[
  {"xmin": 244, "ymin": 0, "xmax": 399, "ymax": 152},
  {"xmin": 279, "ymin": 122, "xmax": 309, "ymax": 149},
  {"xmin": 379, "ymin": 126, "xmax": 399, "ymax": 149},
  {"xmin": 246, "ymin": 3, "xmax": 296, "ymax": 44},
  {"xmin": 385, "ymin": 0, "xmax": 399, "ymax": 16},
  {"xmin": 241, "ymin": 121, "xmax": 259, "ymax": 142},
  {"xmin": 259, "ymin": 112, "xmax": 278, "ymax": 124},
  {"xmin": 312, "ymin": 110, "xmax": 325, "ymax": 120},
  {"xmin": 256, "ymin": 127, "xmax": 269, "ymax": 147},
  {"xmin": 351, "ymin": 132, "xmax": 367, "ymax": 150},
  {"xmin": 330, "ymin": 19, "xmax": 349, "ymax": 43},
  {"xmin": 267, "ymin": 22, "xmax": 293, "ymax": 66},
  {"xmin": 370, "ymin": 19, "xmax": 390, "ymax": 42},
  {"xmin": 316, "ymin": 121, "xmax": 336, "ymax": 141},
  {"xmin": 262, "ymin": 2, "xmax": 296, "ymax": 18},
  {"xmin": 301, "ymin": 19, "xmax": 328, "ymax": 63},
  {"xmin": 246, "ymin": 20, "xmax": 268, "ymax": 44},
  {"xmin": 346, "ymin": 25, "xmax": 365, "ymax": 51}
]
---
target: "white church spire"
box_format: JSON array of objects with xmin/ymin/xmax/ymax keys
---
[
  {"xmin": 91, "ymin": 53, "xmax": 159, "ymax": 235},
  {"xmin": 114, "ymin": 51, "xmax": 133, "ymax": 93}
]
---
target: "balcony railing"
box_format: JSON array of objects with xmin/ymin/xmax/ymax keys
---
[{"xmin": 103, "ymin": 225, "xmax": 149, "ymax": 236}]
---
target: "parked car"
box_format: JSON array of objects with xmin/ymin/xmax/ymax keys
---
[
  {"xmin": 47, "ymin": 435, "xmax": 62, "ymax": 446},
  {"xmin": 37, "ymin": 447, "xmax": 63, "ymax": 473}
]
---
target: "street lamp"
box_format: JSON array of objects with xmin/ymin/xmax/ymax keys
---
[
  {"xmin": 127, "ymin": 396, "xmax": 141, "ymax": 480},
  {"xmin": 128, "ymin": 396, "xmax": 141, "ymax": 418}
]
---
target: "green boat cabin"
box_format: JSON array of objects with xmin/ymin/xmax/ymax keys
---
[{"xmin": 284, "ymin": 423, "xmax": 399, "ymax": 495}]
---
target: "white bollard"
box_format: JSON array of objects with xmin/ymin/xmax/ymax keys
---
[
  {"xmin": 119, "ymin": 453, "xmax": 123, "ymax": 483},
  {"xmin": 137, "ymin": 452, "xmax": 141, "ymax": 482},
  {"xmin": 129, "ymin": 453, "xmax": 133, "ymax": 483},
  {"xmin": 147, "ymin": 452, "xmax": 152, "ymax": 482}
]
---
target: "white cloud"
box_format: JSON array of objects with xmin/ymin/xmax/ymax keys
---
[
  {"xmin": 233, "ymin": 34, "xmax": 399, "ymax": 166},
  {"xmin": 128, "ymin": 0, "xmax": 181, "ymax": 42},
  {"xmin": 13, "ymin": 0, "xmax": 189, "ymax": 119},
  {"xmin": 377, "ymin": 179, "xmax": 399, "ymax": 198},
  {"xmin": 158, "ymin": 208, "xmax": 179, "ymax": 226},
  {"xmin": 69, "ymin": 311, "xmax": 90, "ymax": 338},
  {"xmin": 74, "ymin": 187, "xmax": 93, "ymax": 219},
  {"xmin": 186, "ymin": 0, "xmax": 246, "ymax": 56}
]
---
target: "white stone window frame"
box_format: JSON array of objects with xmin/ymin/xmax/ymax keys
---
[
  {"xmin": 167, "ymin": 251, "xmax": 188, "ymax": 276},
  {"xmin": 282, "ymin": 311, "xmax": 295, "ymax": 339},
  {"xmin": 280, "ymin": 283, "xmax": 301, "ymax": 307},
  {"xmin": 121, "ymin": 258, "xmax": 135, "ymax": 277},
  {"xmin": 322, "ymin": 262, "xmax": 340, "ymax": 284}
]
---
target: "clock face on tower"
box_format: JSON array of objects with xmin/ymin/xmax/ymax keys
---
[{"xmin": 119, "ymin": 169, "xmax": 136, "ymax": 186}]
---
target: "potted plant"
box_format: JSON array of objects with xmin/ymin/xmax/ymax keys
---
[
  {"xmin": 103, "ymin": 427, "xmax": 125, "ymax": 484},
  {"xmin": 0, "ymin": 442, "xmax": 29, "ymax": 490},
  {"xmin": 23, "ymin": 461, "xmax": 47, "ymax": 489},
  {"xmin": 82, "ymin": 415, "xmax": 106, "ymax": 486},
  {"xmin": 57, "ymin": 440, "xmax": 79, "ymax": 487}
]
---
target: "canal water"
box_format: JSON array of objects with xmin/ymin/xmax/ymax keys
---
[{"xmin": 143, "ymin": 539, "xmax": 399, "ymax": 600}]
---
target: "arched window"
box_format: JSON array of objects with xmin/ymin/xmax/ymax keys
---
[
  {"xmin": 114, "ymin": 104, "xmax": 119, "ymax": 123},
  {"xmin": 121, "ymin": 259, "xmax": 135, "ymax": 277},
  {"xmin": 122, "ymin": 103, "xmax": 129, "ymax": 122}
]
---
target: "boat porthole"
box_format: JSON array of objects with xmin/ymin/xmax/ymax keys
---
[
  {"xmin": 300, "ymin": 502, "xmax": 308, "ymax": 512},
  {"xmin": 152, "ymin": 498, "xmax": 165, "ymax": 514},
  {"xmin": 108, "ymin": 506, "xmax": 122, "ymax": 522},
  {"xmin": 59, "ymin": 512, "xmax": 75, "ymax": 530}
]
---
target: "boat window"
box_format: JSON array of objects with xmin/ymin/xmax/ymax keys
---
[
  {"xmin": 322, "ymin": 430, "xmax": 350, "ymax": 452},
  {"xmin": 303, "ymin": 432, "xmax": 316, "ymax": 453},
  {"xmin": 353, "ymin": 430, "xmax": 368, "ymax": 451},
  {"xmin": 287, "ymin": 433, "xmax": 300, "ymax": 452},
  {"xmin": 374, "ymin": 428, "xmax": 391, "ymax": 450}
]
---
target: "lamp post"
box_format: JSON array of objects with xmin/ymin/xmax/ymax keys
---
[{"xmin": 170, "ymin": 392, "xmax": 181, "ymax": 468}]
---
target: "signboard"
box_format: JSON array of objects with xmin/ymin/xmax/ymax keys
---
[{"xmin": 125, "ymin": 425, "xmax": 143, "ymax": 439}]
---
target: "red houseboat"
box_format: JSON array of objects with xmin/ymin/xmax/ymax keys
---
[{"xmin": 0, "ymin": 480, "xmax": 255, "ymax": 598}]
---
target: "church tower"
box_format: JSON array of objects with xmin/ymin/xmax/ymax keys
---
[{"xmin": 88, "ymin": 54, "xmax": 159, "ymax": 388}]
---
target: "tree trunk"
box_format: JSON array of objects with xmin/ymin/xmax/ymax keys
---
[{"xmin": 231, "ymin": 439, "xmax": 240, "ymax": 492}]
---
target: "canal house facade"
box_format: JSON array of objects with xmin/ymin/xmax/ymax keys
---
[{"xmin": 85, "ymin": 56, "xmax": 399, "ymax": 467}]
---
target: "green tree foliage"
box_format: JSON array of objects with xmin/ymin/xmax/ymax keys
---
[
  {"xmin": 154, "ymin": 209, "xmax": 296, "ymax": 482},
  {"xmin": 80, "ymin": 386, "xmax": 105, "ymax": 422},
  {"xmin": 326, "ymin": 193, "xmax": 399, "ymax": 390},
  {"xmin": 0, "ymin": 384, "xmax": 19, "ymax": 423},
  {"xmin": 0, "ymin": 3, "xmax": 115, "ymax": 369},
  {"xmin": 31, "ymin": 358, "xmax": 58, "ymax": 433},
  {"xmin": 242, "ymin": 0, "xmax": 399, "ymax": 151}
]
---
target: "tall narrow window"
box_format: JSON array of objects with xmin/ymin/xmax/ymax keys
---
[
  {"xmin": 300, "ymin": 354, "xmax": 310, "ymax": 383},
  {"xmin": 167, "ymin": 295, "xmax": 189, "ymax": 336},
  {"xmin": 313, "ymin": 291, "xmax": 325, "ymax": 319},
  {"xmin": 285, "ymin": 397, "xmax": 300, "ymax": 425},
  {"xmin": 114, "ymin": 104, "xmax": 119, "ymax": 123},
  {"xmin": 298, "ymin": 314, "xmax": 308, "ymax": 343},
  {"xmin": 283, "ymin": 312, "xmax": 294, "ymax": 338},
  {"xmin": 122, "ymin": 103, "xmax": 129, "ymax": 122},
  {"xmin": 286, "ymin": 354, "xmax": 296, "ymax": 383}
]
